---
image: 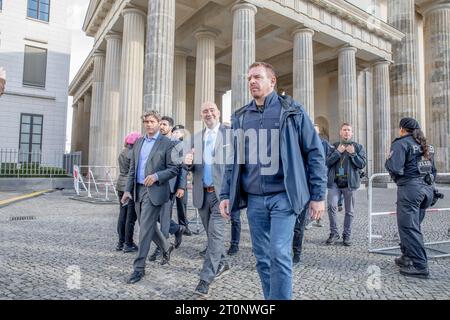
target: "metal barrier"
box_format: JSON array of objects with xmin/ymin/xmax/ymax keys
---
[
  {"xmin": 73, "ymin": 165, "xmax": 118, "ymax": 202},
  {"xmin": 368, "ymin": 173, "xmax": 450, "ymax": 258}
]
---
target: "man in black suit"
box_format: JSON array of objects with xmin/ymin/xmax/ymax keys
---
[{"xmin": 122, "ymin": 110, "xmax": 179, "ymax": 284}]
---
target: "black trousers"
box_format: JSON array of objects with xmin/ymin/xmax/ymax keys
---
[
  {"xmin": 292, "ymin": 206, "xmax": 309, "ymax": 255},
  {"xmin": 176, "ymin": 189, "xmax": 189, "ymax": 226},
  {"xmin": 117, "ymin": 190, "xmax": 137, "ymax": 245}
]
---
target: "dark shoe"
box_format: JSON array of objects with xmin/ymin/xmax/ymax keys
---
[
  {"xmin": 115, "ymin": 242, "xmax": 124, "ymax": 251},
  {"xmin": 161, "ymin": 245, "xmax": 174, "ymax": 265},
  {"xmin": 215, "ymin": 263, "xmax": 230, "ymax": 280},
  {"xmin": 126, "ymin": 270, "xmax": 145, "ymax": 284},
  {"xmin": 227, "ymin": 244, "xmax": 239, "ymax": 256},
  {"xmin": 148, "ymin": 247, "xmax": 161, "ymax": 262},
  {"xmin": 194, "ymin": 280, "xmax": 209, "ymax": 297},
  {"xmin": 314, "ymin": 219, "xmax": 324, "ymax": 227},
  {"xmin": 174, "ymin": 226, "xmax": 185, "ymax": 249},
  {"xmin": 399, "ymin": 265, "xmax": 429, "ymax": 279},
  {"xmin": 293, "ymin": 253, "xmax": 301, "ymax": 265},
  {"xmin": 343, "ymin": 236, "xmax": 352, "ymax": 246},
  {"xmin": 123, "ymin": 243, "xmax": 138, "ymax": 253},
  {"xmin": 395, "ymin": 255, "xmax": 413, "ymax": 268},
  {"xmin": 338, "ymin": 205, "xmax": 343, "ymax": 212},
  {"xmin": 183, "ymin": 226, "xmax": 193, "ymax": 236},
  {"xmin": 199, "ymin": 247, "xmax": 207, "ymax": 257},
  {"xmin": 326, "ymin": 233, "xmax": 340, "ymax": 245}
]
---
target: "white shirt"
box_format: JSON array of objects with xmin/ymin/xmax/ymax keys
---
[{"xmin": 203, "ymin": 122, "xmax": 220, "ymax": 146}]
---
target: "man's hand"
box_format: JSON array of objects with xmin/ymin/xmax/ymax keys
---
[
  {"xmin": 175, "ymin": 188, "xmax": 185, "ymax": 198},
  {"xmin": 337, "ymin": 144, "xmax": 346, "ymax": 153},
  {"xmin": 184, "ymin": 148, "xmax": 194, "ymax": 165},
  {"xmin": 346, "ymin": 144, "xmax": 355, "ymax": 154},
  {"xmin": 144, "ymin": 174, "xmax": 157, "ymax": 187},
  {"xmin": 309, "ymin": 201, "xmax": 325, "ymax": 220},
  {"xmin": 219, "ymin": 200, "xmax": 230, "ymax": 219},
  {"xmin": 121, "ymin": 191, "xmax": 132, "ymax": 205}
]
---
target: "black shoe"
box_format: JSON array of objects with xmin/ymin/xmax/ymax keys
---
[
  {"xmin": 338, "ymin": 205, "xmax": 343, "ymax": 212},
  {"xmin": 343, "ymin": 236, "xmax": 352, "ymax": 246},
  {"xmin": 183, "ymin": 226, "xmax": 193, "ymax": 236},
  {"xmin": 395, "ymin": 255, "xmax": 413, "ymax": 268},
  {"xmin": 148, "ymin": 247, "xmax": 161, "ymax": 261},
  {"xmin": 127, "ymin": 270, "xmax": 145, "ymax": 284},
  {"xmin": 293, "ymin": 253, "xmax": 301, "ymax": 265},
  {"xmin": 115, "ymin": 242, "xmax": 124, "ymax": 251},
  {"xmin": 174, "ymin": 226, "xmax": 185, "ymax": 249},
  {"xmin": 199, "ymin": 247, "xmax": 207, "ymax": 257},
  {"xmin": 194, "ymin": 280, "xmax": 209, "ymax": 297},
  {"xmin": 399, "ymin": 265, "xmax": 429, "ymax": 279},
  {"xmin": 326, "ymin": 233, "xmax": 340, "ymax": 245},
  {"xmin": 123, "ymin": 243, "xmax": 138, "ymax": 253},
  {"xmin": 227, "ymin": 244, "xmax": 239, "ymax": 256},
  {"xmin": 215, "ymin": 263, "xmax": 230, "ymax": 280},
  {"xmin": 161, "ymin": 245, "xmax": 174, "ymax": 265}
]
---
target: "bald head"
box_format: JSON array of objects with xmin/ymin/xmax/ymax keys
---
[{"xmin": 201, "ymin": 101, "xmax": 220, "ymax": 129}]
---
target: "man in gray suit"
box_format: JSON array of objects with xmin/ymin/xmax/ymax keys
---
[
  {"xmin": 122, "ymin": 110, "xmax": 179, "ymax": 284},
  {"xmin": 184, "ymin": 101, "xmax": 231, "ymax": 296}
]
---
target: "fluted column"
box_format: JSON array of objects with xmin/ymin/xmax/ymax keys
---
[
  {"xmin": 372, "ymin": 60, "xmax": 391, "ymax": 173},
  {"xmin": 144, "ymin": 0, "xmax": 175, "ymax": 116},
  {"xmin": 76, "ymin": 99, "xmax": 84, "ymax": 154},
  {"xmin": 70, "ymin": 104, "xmax": 78, "ymax": 152},
  {"xmin": 338, "ymin": 46, "xmax": 358, "ymax": 133},
  {"xmin": 215, "ymin": 90, "xmax": 226, "ymax": 114},
  {"xmin": 388, "ymin": 0, "xmax": 419, "ymax": 138},
  {"xmin": 424, "ymin": 3, "xmax": 450, "ymax": 171},
  {"xmin": 89, "ymin": 51, "xmax": 105, "ymax": 166},
  {"xmin": 119, "ymin": 7, "xmax": 145, "ymax": 148},
  {"xmin": 293, "ymin": 28, "xmax": 315, "ymax": 119},
  {"xmin": 173, "ymin": 48, "xmax": 189, "ymax": 125},
  {"xmin": 82, "ymin": 93, "xmax": 91, "ymax": 166},
  {"xmin": 231, "ymin": 2, "xmax": 257, "ymax": 111},
  {"xmin": 100, "ymin": 33, "xmax": 122, "ymax": 168},
  {"xmin": 194, "ymin": 28, "xmax": 219, "ymax": 118}
]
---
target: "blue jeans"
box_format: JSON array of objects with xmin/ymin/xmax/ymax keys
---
[
  {"xmin": 230, "ymin": 210, "xmax": 241, "ymax": 246},
  {"xmin": 247, "ymin": 192, "xmax": 297, "ymax": 300}
]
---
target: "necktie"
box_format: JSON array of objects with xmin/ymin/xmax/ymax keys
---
[{"xmin": 203, "ymin": 131, "xmax": 214, "ymax": 186}]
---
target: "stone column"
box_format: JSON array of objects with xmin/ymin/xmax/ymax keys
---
[
  {"xmin": 194, "ymin": 28, "xmax": 219, "ymax": 118},
  {"xmin": 82, "ymin": 93, "xmax": 91, "ymax": 166},
  {"xmin": 338, "ymin": 46, "xmax": 358, "ymax": 134},
  {"xmin": 388, "ymin": 0, "xmax": 419, "ymax": 138},
  {"xmin": 292, "ymin": 28, "xmax": 315, "ymax": 119},
  {"xmin": 76, "ymin": 99, "xmax": 84, "ymax": 154},
  {"xmin": 100, "ymin": 33, "xmax": 122, "ymax": 168},
  {"xmin": 89, "ymin": 51, "xmax": 105, "ymax": 166},
  {"xmin": 424, "ymin": 3, "xmax": 450, "ymax": 171},
  {"xmin": 372, "ymin": 60, "xmax": 391, "ymax": 174},
  {"xmin": 119, "ymin": 7, "xmax": 145, "ymax": 148},
  {"xmin": 143, "ymin": 0, "xmax": 175, "ymax": 116},
  {"xmin": 231, "ymin": 2, "xmax": 257, "ymax": 111},
  {"xmin": 70, "ymin": 104, "xmax": 78, "ymax": 152},
  {"xmin": 173, "ymin": 48, "xmax": 189, "ymax": 125},
  {"xmin": 215, "ymin": 90, "xmax": 226, "ymax": 114}
]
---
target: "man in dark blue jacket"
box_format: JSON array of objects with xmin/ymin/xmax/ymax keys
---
[{"xmin": 219, "ymin": 62, "xmax": 327, "ymax": 300}]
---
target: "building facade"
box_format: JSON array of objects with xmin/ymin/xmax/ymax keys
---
[
  {"xmin": 69, "ymin": 0, "xmax": 450, "ymax": 174},
  {"xmin": 0, "ymin": 0, "xmax": 71, "ymax": 166}
]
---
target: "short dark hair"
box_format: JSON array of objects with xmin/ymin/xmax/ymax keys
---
[
  {"xmin": 161, "ymin": 116, "xmax": 174, "ymax": 127},
  {"xmin": 248, "ymin": 62, "xmax": 277, "ymax": 78},
  {"xmin": 340, "ymin": 123, "xmax": 352, "ymax": 129},
  {"xmin": 141, "ymin": 110, "xmax": 161, "ymax": 122}
]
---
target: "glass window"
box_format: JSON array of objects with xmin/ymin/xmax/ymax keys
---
[
  {"xmin": 23, "ymin": 45, "xmax": 47, "ymax": 88},
  {"xmin": 19, "ymin": 114, "xmax": 43, "ymax": 162},
  {"xmin": 0, "ymin": 0, "xmax": 3, "ymax": 11},
  {"xmin": 27, "ymin": 0, "xmax": 50, "ymax": 22}
]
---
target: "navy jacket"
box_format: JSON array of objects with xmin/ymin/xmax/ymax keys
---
[{"xmin": 220, "ymin": 93, "xmax": 327, "ymax": 214}]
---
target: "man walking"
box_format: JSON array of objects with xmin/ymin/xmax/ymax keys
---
[{"xmin": 219, "ymin": 62, "xmax": 327, "ymax": 300}]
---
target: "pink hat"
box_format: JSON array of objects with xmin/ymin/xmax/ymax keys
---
[{"xmin": 125, "ymin": 131, "xmax": 142, "ymax": 145}]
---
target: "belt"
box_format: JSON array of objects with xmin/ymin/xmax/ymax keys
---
[{"xmin": 204, "ymin": 186, "xmax": 215, "ymax": 193}]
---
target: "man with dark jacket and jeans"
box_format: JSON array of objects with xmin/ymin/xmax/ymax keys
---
[
  {"xmin": 326, "ymin": 123, "xmax": 366, "ymax": 246},
  {"xmin": 219, "ymin": 62, "xmax": 327, "ymax": 300}
]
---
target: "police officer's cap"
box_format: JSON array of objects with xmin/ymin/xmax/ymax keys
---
[
  {"xmin": 399, "ymin": 117, "xmax": 420, "ymax": 130},
  {"xmin": 172, "ymin": 124, "xmax": 185, "ymax": 132}
]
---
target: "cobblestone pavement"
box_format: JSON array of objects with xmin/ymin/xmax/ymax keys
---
[{"xmin": 0, "ymin": 186, "xmax": 449, "ymax": 300}]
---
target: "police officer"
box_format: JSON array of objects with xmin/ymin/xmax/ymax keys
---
[{"xmin": 385, "ymin": 117, "xmax": 436, "ymax": 279}]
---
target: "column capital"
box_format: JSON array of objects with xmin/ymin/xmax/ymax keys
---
[
  {"xmin": 372, "ymin": 59, "xmax": 391, "ymax": 67},
  {"xmin": 291, "ymin": 27, "xmax": 314, "ymax": 38},
  {"xmin": 231, "ymin": 1, "xmax": 257, "ymax": 15},
  {"xmin": 93, "ymin": 50, "xmax": 105, "ymax": 57},
  {"xmin": 105, "ymin": 32, "xmax": 122, "ymax": 41},
  {"xmin": 175, "ymin": 47, "xmax": 191, "ymax": 57},
  {"xmin": 338, "ymin": 45, "xmax": 357, "ymax": 55},
  {"xmin": 422, "ymin": 2, "xmax": 450, "ymax": 16},
  {"xmin": 194, "ymin": 27, "xmax": 220, "ymax": 40},
  {"xmin": 122, "ymin": 6, "xmax": 146, "ymax": 18}
]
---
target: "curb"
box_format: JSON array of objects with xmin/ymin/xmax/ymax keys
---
[{"xmin": 0, "ymin": 189, "xmax": 54, "ymax": 208}]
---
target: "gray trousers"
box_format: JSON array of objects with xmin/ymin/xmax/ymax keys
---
[
  {"xmin": 327, "ymin": 184, "xmax": 355, "ymax": 237},
  {"xmin": 198, "ymin": 191, "xmax": 227, "ymax": 284},
  {"xmin": 133, "ymin": 184, "xmax": 169, "ymax": 272}
]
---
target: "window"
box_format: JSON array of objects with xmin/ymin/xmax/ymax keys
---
[
  {"xmin": 19, "ymin": 114, "xmax": 43, "ymax": 163},
  {"xmin": 23, "ymin": 45, "xmax": 47, "ymax": 88},
  {"xmin": 27, "ymin": 0, "xmax": 50, "ymax": 22},
  {"xmin": 0, "ymin": 0, "xmax": 3, "ymax": 11}
]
